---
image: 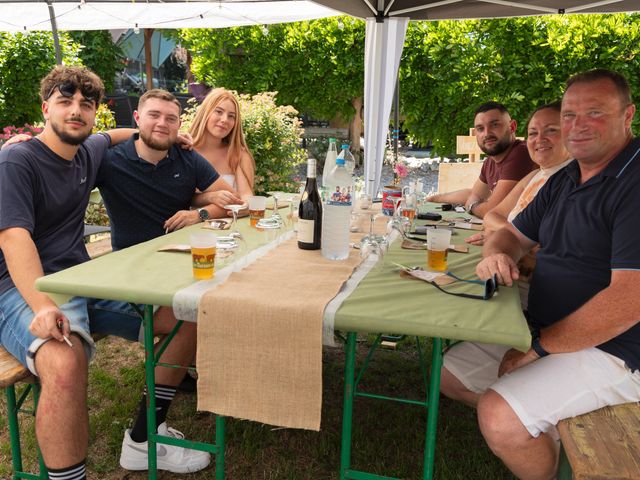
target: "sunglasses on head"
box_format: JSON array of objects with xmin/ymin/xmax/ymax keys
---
[
  {"xmin": 429, "ymin": 272, "xmax": 499, "ymax": 301},
  {"xmin": 45, "ymin": 81, "xmax": 100, "ymax": 105}
]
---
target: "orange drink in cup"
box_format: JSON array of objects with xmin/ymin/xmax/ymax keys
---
[
  {"xmin": 427, "ymin": 228, "xmax": 451, "ymax": 272},
  {"xmin": 190, "ymin": 233, "xmax": 217, "ymax": 279},
  {"xmin": 249, "ymin": 195, "xmax": 267, "ymax": 227}
]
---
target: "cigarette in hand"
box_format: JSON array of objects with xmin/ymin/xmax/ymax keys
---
[{"xmin": 56, "ymin": 319, "xmax": 74, "ymax": 348}]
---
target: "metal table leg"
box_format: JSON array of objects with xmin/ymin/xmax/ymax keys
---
[
  {"xmin": 340, "ymin": 332, "xmax": 357, "ymax": 480},
  {"xmin": 423, "ymin": 337, "xmax": 442, "ymax": 480},
  {"xmin": 143, "ymin": 304, "xmax": 158, "ymax": 479},
  {"xmin": 339, "ymin": 333, "xmax": 444, "ymax": 480},
  {"xmin": 141, "ymin": 304, "xmax": 226, "ymax": 479}
]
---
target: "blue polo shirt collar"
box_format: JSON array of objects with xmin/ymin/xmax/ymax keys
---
[
  {"xmin": 124, "ymin": 133, "xmax": 171, "ymax": 168},
  {"xmin": 562, "ymin": 137, "xmax": 640, "ymax": 187}
]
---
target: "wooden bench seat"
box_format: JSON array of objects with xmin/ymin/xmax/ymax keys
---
[
  {"xmin": 558, "ymin": 402, "xmax": 640, "ymax": 480},
  {"xmin": 0, "ymin": 344, "xmax": 33, "ymax": 388}
]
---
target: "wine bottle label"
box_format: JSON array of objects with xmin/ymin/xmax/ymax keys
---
[{"xmin": 297, "ymin": 218, "xmax": 315, "ymax": 243}]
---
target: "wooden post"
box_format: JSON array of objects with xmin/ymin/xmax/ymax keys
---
[
  {"xmin": 144, "ymin": 28, "xmax": 154, "ymax": 91},
  {"xmin": 455, "ymin": 128, "xmax": 484, "ymax": 162}
]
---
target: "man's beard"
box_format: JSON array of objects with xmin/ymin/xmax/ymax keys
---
[
  {"xmin": 51, "ymin": 118, "xmax": 91, "ymax": 146},
  {"xmin": 139, "ymin": 129, "xmax": 174, "ymax": 151},
  {"xmin": 480, "ymin": 134, "xmax": 512, "ymax": 156}
]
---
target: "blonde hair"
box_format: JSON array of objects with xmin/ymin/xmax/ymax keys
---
[{"xmin": 190, "ymin": 88, "xmax": 255, "ymax": 188}]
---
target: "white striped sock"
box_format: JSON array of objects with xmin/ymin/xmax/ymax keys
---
[{"xmin": 48, "ymin": 461, "xmax": 86, "ymax": 480}]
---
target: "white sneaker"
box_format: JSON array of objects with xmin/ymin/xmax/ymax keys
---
[{"xmin": 119, "ymin": 422, "xmax": 211, "ymax": 473}]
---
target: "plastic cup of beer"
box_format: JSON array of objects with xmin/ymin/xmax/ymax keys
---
[
  {"xmin": 190, "ymin": 232, "xmax": 217, "ymax": 280},
  {"xmin": 249, "ymin": 195, "xmax": 267, "ymax": 227},
  {"xmin": 427, "ymin": 228, "xmax": 451, "ymax": 272}
]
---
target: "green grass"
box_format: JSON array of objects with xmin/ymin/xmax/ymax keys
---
[{"xmin": 0, "ymin": 336, "xmax": 515, "ymax": 479}]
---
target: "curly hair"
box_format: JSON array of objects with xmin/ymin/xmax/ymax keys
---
[{"xmin": 39, "ymin": 65, "xmax": 104, "ymax": 106}]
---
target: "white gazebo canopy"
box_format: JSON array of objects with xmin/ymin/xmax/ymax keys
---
[
  {"xmin": 0, "ymin": 1, "xmax": 336, "ymax": 32},
  {"xmin": 2, "ymin": 0, "xmax": 638, "ymax": 195}
]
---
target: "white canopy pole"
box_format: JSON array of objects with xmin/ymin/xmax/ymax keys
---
[{"xmin": 363, "ymin": 16, "xmax": 408, "ymax": 197}]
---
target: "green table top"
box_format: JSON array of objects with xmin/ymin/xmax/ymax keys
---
[
  {"xmin": 334, "ymin": 230, "xmax": 530, "ymax": 350},
  {"xmin": 36, "ymin": 216, "xmax": 276, "ymax": 306},
  {"xmin": 36, "ymin": 205, "xmax": 531, "ymax": 350}
]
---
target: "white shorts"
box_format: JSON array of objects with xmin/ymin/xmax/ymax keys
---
[{"xmin": 443, "ymin": 342, "xmax": 640, "ymax": 438}]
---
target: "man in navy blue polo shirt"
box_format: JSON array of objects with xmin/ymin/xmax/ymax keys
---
[
  {"xmin": 96, "ymin": 89, "xmax": 242, "ymax": 251},
  {"xmin": 440, "ymin": 69, "xmax": 640, "ymax": 480},
  {"xmin": 94, "ymin": 89, "xmax": 243, "ymax": 471}
]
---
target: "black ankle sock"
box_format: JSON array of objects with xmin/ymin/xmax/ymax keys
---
[
  {"xmin": 48, "ymin": 460, "xmax": 87, "ymax": 480},
  {"xmin": 129, "ymin": 384, "xmax": 176, "ymax": 443}
]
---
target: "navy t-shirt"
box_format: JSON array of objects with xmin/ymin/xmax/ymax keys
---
[
  {"xmin": 96, "ymin": 134, "xmax": 219, "ymax": 250},
  {"xmin": 0, "ymin": 134, "xmax": 110, "ymax": 294},
  {"xmin": 513, "ymin": 137, "xmax": 640, "ymax": 371}
]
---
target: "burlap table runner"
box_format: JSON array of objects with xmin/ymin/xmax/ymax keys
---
[{"xmin": 196, "ymin": 236, "xmax": 364, "ymax": 431}]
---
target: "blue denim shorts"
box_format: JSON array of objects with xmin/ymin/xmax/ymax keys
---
[{"xmin": 0, "ymin": 287, "xmax": 144, "ymax": 376}]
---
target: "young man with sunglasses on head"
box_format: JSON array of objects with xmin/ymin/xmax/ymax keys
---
[
  {"xmin": 0, "ymin": 66, "xmax": 210, "ymax": 480},
  {"xmin": 440, "ymin": 69, "xmax": 640, "ymax": 480}
]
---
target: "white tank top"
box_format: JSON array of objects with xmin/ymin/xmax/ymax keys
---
[{"xmin": 221, "ymin": 173, "xmax": 236, "ymax": 189}]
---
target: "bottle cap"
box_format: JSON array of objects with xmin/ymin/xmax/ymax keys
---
[{"xmin": 341, "ymin": 144, "xmax": 349, "ymax": 150}]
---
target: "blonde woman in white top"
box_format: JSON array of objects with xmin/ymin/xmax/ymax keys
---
[{"xmin": 190, "ymin": 88, "xmax": 255, "ymax": 214}]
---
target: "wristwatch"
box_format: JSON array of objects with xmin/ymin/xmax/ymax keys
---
[
  {"xmin": 197, "ymin": 208, "xmax": 209, "ymax": 222},
  {"xmin": 531, "ymin": 330, "xmax": 550, "ymax": 358},
  {"xmin": 467, "ymin": 200, "xmax": 483, "ymax": 215}
]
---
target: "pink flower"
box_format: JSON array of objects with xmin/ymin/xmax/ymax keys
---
[{"xmin": 394, "ymin": 161, "xmax": 409, "ymax": 178}]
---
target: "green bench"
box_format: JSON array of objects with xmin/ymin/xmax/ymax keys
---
[{"xmin": 1, "ymin": 344, "xmax": 47, "ymax": 479}]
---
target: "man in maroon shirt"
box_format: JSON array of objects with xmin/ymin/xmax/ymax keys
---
[{"xmin": 428, "ymin": 102, "xmax": 536, "ymax": 218}]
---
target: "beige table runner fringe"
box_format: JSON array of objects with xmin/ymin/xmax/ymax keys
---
[{"xmin": 196, "ymin": 237, "xmax": 364, "ymax": 431}]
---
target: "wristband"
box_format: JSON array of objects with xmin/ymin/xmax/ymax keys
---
[{"xmin": 531, "ymin": 330, "xmax": 550, "ymax": 358}]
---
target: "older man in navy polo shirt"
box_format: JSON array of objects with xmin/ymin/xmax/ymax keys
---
[{"xmin": 440, "ymin": 69, "xmax": 640, "ymax": 480}]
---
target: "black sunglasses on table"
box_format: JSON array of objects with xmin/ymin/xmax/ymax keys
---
[
  {"xmin": 429, "ymin": 272, "xmax": 499, "ymax": 301},
  {"xmin": 45, "ymin": 81, "xmax": 100, "ymax": 105}
]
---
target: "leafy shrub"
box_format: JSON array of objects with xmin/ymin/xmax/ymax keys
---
[
  {"xmin": 0, "ymin": 30, "xmax": 121, "ymax": 128},
  {"xmin": 68, "ymin": 31, "xmax": 123, "ymax": 93},
  {"xmin": 85, "ymin": 202, "xmax": 110, "ymax": 227},
  {"xmin": 93, "ymin": 103, "xmax": 116, "ymax": 133},
  {"xmin": 0, "ymin": 32, "xmax": 81, "ymax": 127},
  {"xmin": 181, "ymin": 91, "xmax": 306, "ymax": 194}
]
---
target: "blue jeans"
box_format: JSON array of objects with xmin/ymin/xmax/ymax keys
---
[{"xmin": 0, "ymin": 287, "xmax": 143, "ymax": 376}]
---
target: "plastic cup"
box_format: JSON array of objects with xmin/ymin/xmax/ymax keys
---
[
  {"xmin": 190, "ymin": 232, "xmax": 217, "ymax": 280},
  {"xmin": 249, "ymin": 195, "xmax": 267, "ymax": 227},
  {"xmin": 427, "ymin": 228, "xmax": 451, "ymax": 272}
]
